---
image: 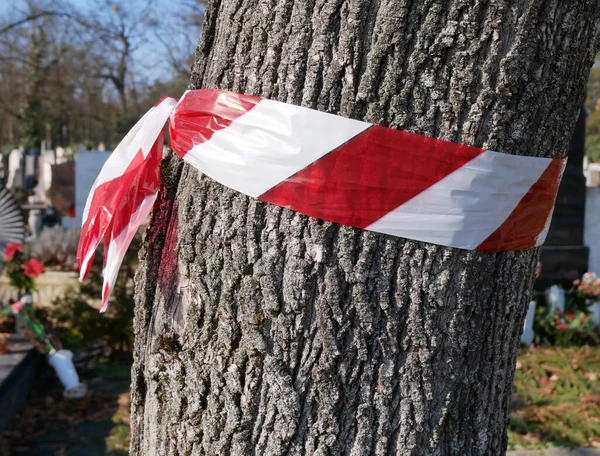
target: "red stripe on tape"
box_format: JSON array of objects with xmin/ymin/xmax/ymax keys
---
[
  {"xmin": 77, "ymin": 135, "xmax": 163, "ymax": 280},
  {"xmin": 102, "ymin": 283, "xmax": 111, "ymax": 312},
  {"xmin": 169, "ymin": 89, "xmax": 261, "ymax": 158},
  {"xmin": 105, "ymin": 134, "xmax": 164, "ymax": 259},
  {"xmin": 476, "ymin": 158, "xmax": 566, "ymax": 252},
  {"xmin": 259, "ymin": 126, "xmax": 485, "ymax": 229}
]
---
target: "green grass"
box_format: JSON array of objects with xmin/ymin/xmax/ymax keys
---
[
  {"xmin": 105, "ymin": 390, "xmax": 131, "ymax": 454},
  {"xmin": 509, "ymin": 346, "xmax": 600, "ymax": 450},
  {"xmin": 106, "ymin": 424, "xmax": 130, "ymax": 454},
  {"xmin": 92, "ymin": 364, "xmax": 132, "ymax": 380}
]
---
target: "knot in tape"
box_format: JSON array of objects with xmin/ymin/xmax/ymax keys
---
[{"xmin": 77, "ymin": 89, "xmax": 566, "ymax": 310}]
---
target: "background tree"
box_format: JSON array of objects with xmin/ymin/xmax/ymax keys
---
[
  {"xmin": 152, "ymin": 0, "xmax": 208, "ymax": 77},
  {"xmin": 74, "ymin": 0, "xmax": 159, "ymax": 120},
  {"xmin": 130, "ymin": 1, "xmax": 600, "ymax": 455},
  {"xmin": 17, "ymin": 23, "xmax": 46, "ymax": 150},
  {"xmin": 0, "ymin": 0, "xmax": 204, "ymax": 151}
]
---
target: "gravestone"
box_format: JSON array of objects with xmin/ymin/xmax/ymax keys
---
[
  {"xmin": 0, "ymin": 155, "xmax": 7, "ymax": 186},
  {"xmin": 49, "ymin": 161, "xmax": 75, "ymax": 219},
  {"xmin": 585, "ymin": 187, "xmax": 600, "ymax": 276},
  {"xmin": 24, "ymin": 153, "xmax": 37, "ymax": 190},
  {"xmin": 537, "ymin": 108, "xmax": 589, "ymax": 290},
  {"xmin": 41, "ymin": 149, "xmax": 56, "ymax": 192},
  {"xmin": 68, "ymin": 151, "xmax": 111, "ymax": 229},
  {"xmin": 6, "ymin": 149, "xmax": 23, "ymax": 189}
]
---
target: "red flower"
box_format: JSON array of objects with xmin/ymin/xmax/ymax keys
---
[
  {"xmin": 581, "ymin": 315, "xmax": 588, "ymax": 323},
  {"xmin": 558, "ymin": 323, "xmax": 569, "ymax": 330},
  {"xmin": 10, "ymin": 301, "xmax": 24, "ymax": 314},
  {"xmin": 566, "ymin": 312, "xmax": 575, "ymax": 320},
  {"xmin": 21, "ymin": 259, "xmax": 44, "ymax": 278},
  {"xmin": 3, "ymin": 242, "xmax": 23, "ymax": 261}
]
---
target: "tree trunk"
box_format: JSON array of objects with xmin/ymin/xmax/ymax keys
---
[{"xmin": 131, "ymin": 1, "xmax": 600, "ymax": 455}]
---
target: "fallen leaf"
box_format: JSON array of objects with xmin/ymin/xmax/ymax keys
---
[{"xmin": 580, "ymin": 394, "xmax": 600, "ymax": 404}]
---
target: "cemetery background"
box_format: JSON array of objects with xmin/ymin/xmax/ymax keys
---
[{"xmin": 0, "ymin": 1, "xmax": 599, "ymax": 454}]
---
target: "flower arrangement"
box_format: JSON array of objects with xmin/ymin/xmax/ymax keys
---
[
  {"xmin": 1, "ymin": 242, "xmax": 53, "ymax": 352},
  {"xmin": 0, "ymin": 295, "xmax": 56, "ymax": 352},
  {"xmin": 534, "ymin": 272, "xmax": 600, "ymax": 347},
  {"xmin": 0, "ymin": 297, "xmax": 86, "ymax": 397},
  {"xmin": 571, "ymin": 272, "xmax": 600, "ymax": 303},
  {"xmin": 534, "ymin": 308, "xmax": 597, "ymax": 347},
  {"xmin": 1, "ymin": 243, "xmax": 86, "ymax": 397},
  {"xmin": 2, "ymin": 242, "xmax": 45, "ymax": 295}
]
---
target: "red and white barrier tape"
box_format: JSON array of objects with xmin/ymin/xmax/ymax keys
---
[{"xmin": 78, "ymin": 89, "xmax": 566, "ymax": 310}]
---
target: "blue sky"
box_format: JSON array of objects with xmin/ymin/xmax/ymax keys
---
[{"xmin": 1, "ymin": 0, "xmax": 204, "ymax": 82}]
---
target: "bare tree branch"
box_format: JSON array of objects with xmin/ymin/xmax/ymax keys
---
[{"xmin": 0, "ymin": 10, "xmax": 72, "ymax": 35}]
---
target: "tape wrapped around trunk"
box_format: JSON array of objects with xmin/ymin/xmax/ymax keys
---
[{"xmin": 78, "ymin": 89, "xmax": 566, "ymax": 310}]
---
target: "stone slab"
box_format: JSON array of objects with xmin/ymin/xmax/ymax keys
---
[
  {"xmin": 0, "ymin": 335, "xmax": 42, "ymax": 432},
  {"xmin": 0, "ymin": 335, "xmax": 33, "ymax": 385}
]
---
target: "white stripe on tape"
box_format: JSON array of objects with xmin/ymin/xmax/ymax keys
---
[
  {"xmin": 183, "ymin": 99, "xmax": 371, "ymax": 198},
  {"xmin": 366, "ymin": 151, "xmax": 552, "ymax": 249}
]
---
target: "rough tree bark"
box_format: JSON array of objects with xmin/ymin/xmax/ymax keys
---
[{"xmin": 131, "ymin": 1, "xmax": 600, "ymax": 455}]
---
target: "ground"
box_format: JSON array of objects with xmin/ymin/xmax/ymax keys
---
[
  {"xmin": 0, "ymin": 360, "xmax": 131, "ymax": 456},
  {"xmin": 0, "ymin": 347, "xmax": 598, "ymax": 455},
  {"xmin": 509, "ymin": 346, "xmax": 600, "ymax": 451}
]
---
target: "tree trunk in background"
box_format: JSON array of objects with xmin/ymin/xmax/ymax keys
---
[{"xmin": 131, "ymin": 1, "xmax": 600, "ymax": 455}]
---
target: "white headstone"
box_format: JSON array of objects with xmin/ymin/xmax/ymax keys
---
[
  {"xmin": 585, "ymin": 187, "xmax": 600, "ymax": 278},
  {"xmin": 546, "ymin": 285, "xmax": 565, "ymax": 313},
  {"xmin": 588, "ymin": 302, "xmax": 600, "ymax": 328},
  {"xmin": 587, "ymin": 163, "xmax": 600, "ymax": 187},
  {"xmin": 71, "ymin": 151, "xmax": 112, "ymax": 228},
  {"xmin": 6, "ymin": 149, "xmax": 23, "ymax": 188},
  {"xmin": 25, "ymin": 155, "xmax": 36, "ymax": 177},
  {"xmin": 42, "ymin": 149, "xmax": 56, "ymax": 191},
  {"xmin": 56, "ymin": 146, "xmax": 67, "ymax": 163},
  {"xmin": 28, "ymin": 209, "xmax": 43, "ymax": 238},
  {"xmin": 521, "ymin": 301, "xmax": 536, "ymax": 345}
]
